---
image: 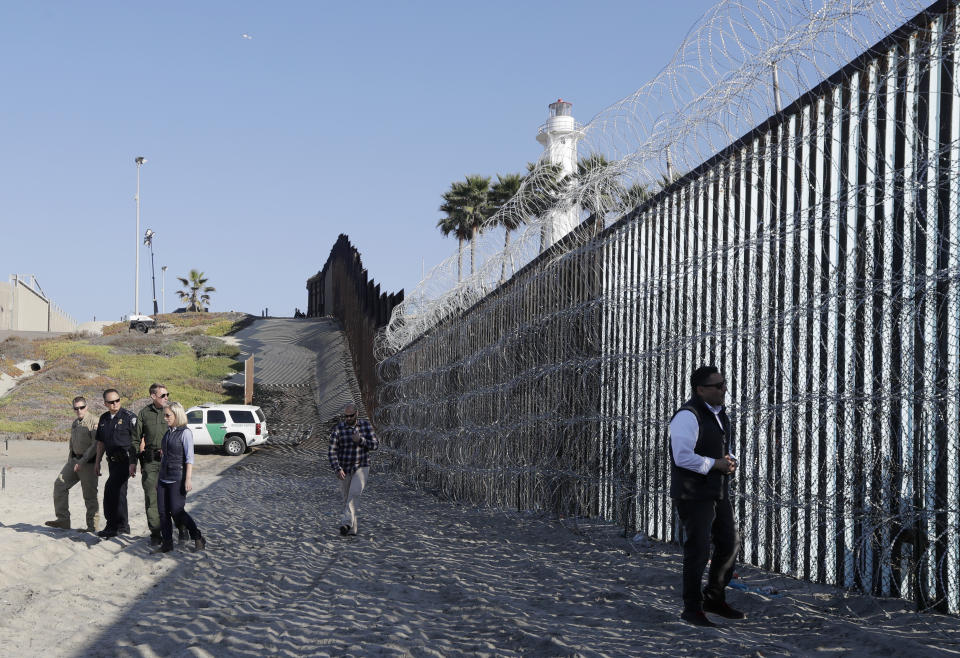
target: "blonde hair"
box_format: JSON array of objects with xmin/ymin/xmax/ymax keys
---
[{"xmin": 165, "ymin": 401, "xmax": 188, "ymax": 427}]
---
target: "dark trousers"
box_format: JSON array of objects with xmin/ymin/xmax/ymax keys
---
[
  {"xmin": 103, "ymin": 458, "xmax": 130, "ymax": 532},
  {"xmin": 157, "ymin": 480, "xmax": 200, "ymax": 547},
  {"xmin": 675, "ymin": 496, "xmax": 739, "ymax": 612}
]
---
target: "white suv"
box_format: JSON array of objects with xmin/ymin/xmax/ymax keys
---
[{"xmin": 185, "ymin": 403, "xmax": 269, "ymax": 456}]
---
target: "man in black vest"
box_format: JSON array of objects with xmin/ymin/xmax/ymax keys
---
[
  {"xmin": 670, "ymin": 365, "xmax": 743, "ymax": 627},
  {"xmin": 94, "ymin": 389, "xmax": 138, "ymax": 539}
]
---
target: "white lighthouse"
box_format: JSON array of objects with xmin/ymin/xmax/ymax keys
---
[{"xmin": 536, "ymin": 99, "xmax": 583, "ymax": 248}]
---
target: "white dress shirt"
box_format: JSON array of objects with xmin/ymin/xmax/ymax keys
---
[{"xmin": 669, "ymin": 402, "xmax": 725, "ymax": 474}]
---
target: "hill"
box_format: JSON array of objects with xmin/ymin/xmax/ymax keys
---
[{"xmin": 0, "ymin": 312, "xmax": 252, "ymax": 441}]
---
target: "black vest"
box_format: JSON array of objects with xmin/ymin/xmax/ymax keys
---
[
  {"xmin": 159, "ymin": 427, "xmax": 188, "ymax": 482},
  {"xmin": 669, "ymin": 395, "xmax": 731, "ymax": 500}
]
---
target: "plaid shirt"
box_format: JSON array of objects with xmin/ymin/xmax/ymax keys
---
[{"xmin": 328, "ymin": 419, "xmax": 379, "ymax": 473}]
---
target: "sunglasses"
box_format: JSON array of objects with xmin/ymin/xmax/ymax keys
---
[
  {"xmin": 701, "ymin": 382, "xmax": 727, "ymax": 390},
  {"xmin": 73, "ymin": 405, "xmax": 86, "ymax": 411},
  {"xmin": 344, "ymin": 413, "xmax": 356, "ymax": 418},
  {"xmin": 105, "ymin": 398, "xmax": 121, "ymax": 404},
  {"xmin": 157, "ymin": 393, "xmax": 169, "ymax": 398}
]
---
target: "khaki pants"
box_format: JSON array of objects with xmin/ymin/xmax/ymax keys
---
[
  {"xmin": 339, "ymin": 467, "xmax": 368, "ymax": 534},
  {"xmin": 53, "ymin": 460, "xmax": 100, "ymax": 530}
]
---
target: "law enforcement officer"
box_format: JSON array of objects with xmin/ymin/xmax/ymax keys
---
[
  {"xmin": 44, "ymin": 396, "xmax": 100, "ymax": 532},
  {"xmin": 134, "ymin": 383, "xmax": 168, "ymax": 545},
  {"xmin": 94, "ymin": 389, "xmax": 138, "ymax": 538}
]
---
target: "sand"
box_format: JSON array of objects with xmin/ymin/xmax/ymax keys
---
[
  {"xmin": 2, "ymin": 433, "xmax": 959, "ymax": 657},
  {"xmin": 2, "ymin": 318, "xmax": 959, "ymax": 656}
]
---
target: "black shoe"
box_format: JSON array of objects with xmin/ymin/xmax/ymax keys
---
[
  {"xmin": 680, "ymin": 609, "xmax": 717, "ymax": 627},
  {"xmin": 97, "ymin": 529, "xmax": 118, "ymax": 539},
  {"xmin": 339, "ymin": 525, "xmax": 349, "ymax": 536},
  {"xmin": 194, "ymin": 534, "xmax": 206, "ymax": 552},
  {"xmin": 119, "ymin": 526, "xmax": 130, "ymax": 534},
  {"xmin": 703, "ymin": 600, "xmax": 745, "ymax": 619},
  {"xmin": 150, "ymin": 533, "xmax": 162, "ymax": 546},
  {"xmin": 160, "ymin": 543, "xmax": 174, "ymax": 553}
]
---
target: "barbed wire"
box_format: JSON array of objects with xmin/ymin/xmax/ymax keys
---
[{"xmin": 375, "ymin": 0, "xmax": 960, "ymax": 612}]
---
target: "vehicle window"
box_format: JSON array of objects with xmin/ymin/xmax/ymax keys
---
[
  {"xmin": 208, "ymin": 410, "xmax": 227, "ymax": 423},
  {"xmin": 255, "ymin": 409, "xmax": 265, "ymax": 422},
  {"xmin": 187, "ymin": 410, "xmax": 203, "ymax": 424},
  {"xmin": 230, "ymin": 410, "xmax": 255, "ymax": 423}
]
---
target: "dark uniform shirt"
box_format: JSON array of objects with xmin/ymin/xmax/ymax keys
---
[
  {"xmin": 135, "ymin": 403, "xmax": 168, "ymax": 459},
  {"xmin": 96, "ymin": 408, "xmax": 138, "ymax": 461}
]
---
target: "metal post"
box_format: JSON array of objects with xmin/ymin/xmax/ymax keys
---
[
  {"xmin": 148, "ymin": 237, "xmax": 158, "ymax": 315},
  {"xmin": 244, "ymin": 355, "xmax": 254, "ymax": 404},
  {"xmin": 771, "ymin": 60, "xmax": 782, "ymax": 113},
  {"xmin": 134, "ymin": 157, "xmax": 147, "ymax": 315},
  {"xmin": 161, "ymin": 265, "xmax": 167, "ymax": 314}
]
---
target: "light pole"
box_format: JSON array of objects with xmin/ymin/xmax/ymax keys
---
[
  {"xmin": 134, "ymin": 156, "xmax": 147, "ymax": 315},
  {"xmin": 144, "ymin": 229, "xmax": 158, "ymax": 315},
  {"xmin": 161, "ymin": 265, "xmax": 167, "ymax": 314}
]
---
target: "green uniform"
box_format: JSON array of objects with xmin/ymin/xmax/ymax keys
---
[
  {"xmin": 52, "ymin": 412, "xmax": 100, "ymax": 530},
  {"xmin": 135, "ymin": 403, "xmax": 169, "ymax": 537}
]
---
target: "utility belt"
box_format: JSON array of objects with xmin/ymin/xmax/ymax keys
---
[
  {"xmin": 139, "ymin": 449, "xmax": 163, "ymax": 464},
  {"xmin": 71, "ymin": 451, "xmax": 96, "ymax": 463},
  {"xmin": 106, "ymin": 451, "xmax": 129, "ymax": 463}
]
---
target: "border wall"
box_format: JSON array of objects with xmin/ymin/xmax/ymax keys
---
[
  {"xmin": 378, "ymin": 2, "xmax": 960, "ymax": 612},
  {"xmin": 0, "ymin": 275, "xmax": 77, "ymax": 332},
  {"xmin": 306, "ymin": 235, "xmax": 403, "ymax": 419}
]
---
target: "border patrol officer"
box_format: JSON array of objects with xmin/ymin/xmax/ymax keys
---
[
  {"xmin": 45, "ymin": 396, "xmax": 100, "ymax": 532},
  {"xmin": 95, "ymin": 389, "xmax": 137, "ymax": 538},
  {"xmin": 135, "ymin": 383, "xmax": 185, "ymax": 545}
]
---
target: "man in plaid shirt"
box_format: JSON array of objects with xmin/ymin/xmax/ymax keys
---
[{"xmin": 328, "ymin": 403, "xmax": 379, "ymax": 536}]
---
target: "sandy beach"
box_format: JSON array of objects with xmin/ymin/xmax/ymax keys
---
[
  {"xmin": 2, "ymin": 318, "xmax": 960, "ymax": 656},
  {"xmin": 2, "ymin": 428, "xmax": 960, "ymax": 657}
]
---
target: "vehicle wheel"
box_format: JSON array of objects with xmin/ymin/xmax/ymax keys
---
[
  {"xmin": 136, "ymin": 322, "xmax": 149, "ymax": 334},
  {"xmin": 223, "ymin": 435, "xmax": 246, "ymax": 456}
]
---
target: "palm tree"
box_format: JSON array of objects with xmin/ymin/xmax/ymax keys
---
[
  {"xmin": 488, "ymin": 173, "xmax": 524, "ymax": 282},
  {"xmin": 176, "ymin": 269, "xmax": 215, "ymax": 312},
  {"xmin": 621, "ymin": 182, "xmax": 650, "ymax": 213},
  {"xmin": 436, "ymin": 198, "xmax": 470, "ymax": 282},
  {"xmin": 441, "ymin": 175, "xmax": 491, "ymax": 276},
  {"xmin": 577, "ymin": 154, "xmax": 625, "ymax": 236}
]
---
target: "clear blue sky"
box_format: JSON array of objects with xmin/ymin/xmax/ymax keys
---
[{"xmin": 0, "ymin": 1, "xmax": 717, "ymax": 322}]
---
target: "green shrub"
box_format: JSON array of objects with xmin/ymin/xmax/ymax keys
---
[{"xmin": 185, "ymin": 335, "xmax": 241, "ymax": 358}]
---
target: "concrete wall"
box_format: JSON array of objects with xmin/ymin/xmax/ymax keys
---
[
  {"xmin": 0, "ymin": 281, "xmax": 11, "ymax": 331},
  {"xmin": 0, "ymin": 276, "xmax": 78, "ymax": 332}
]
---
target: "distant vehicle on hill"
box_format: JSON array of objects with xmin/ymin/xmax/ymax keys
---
[{"xmin": 126, "ymin": 314, "xmax": 156, "ymax": 333}]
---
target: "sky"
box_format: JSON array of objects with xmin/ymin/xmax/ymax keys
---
[{"xmin": 0, "ymin": 0, "xmax": 719, "ymax": 323}]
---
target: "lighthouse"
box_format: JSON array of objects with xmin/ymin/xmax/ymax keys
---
[{"xmin": 536, "ymin": 99, "xmax": 583, "ymax": 248}]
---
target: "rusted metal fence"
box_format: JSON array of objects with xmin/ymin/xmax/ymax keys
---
[{"xmin": 306, "ymin": 234, "xmax": 403, "ymax": 418}]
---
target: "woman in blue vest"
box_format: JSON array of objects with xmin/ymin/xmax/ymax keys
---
[{"xmin": 156, "ymin": 402, "xmax": 206, "ymax": 553}]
